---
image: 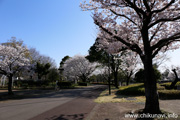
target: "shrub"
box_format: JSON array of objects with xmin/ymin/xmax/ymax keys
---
[
  {"xmin": 118, "ymin": 83, "xmax": 145, "ymax": 96},
  {"xmin": 134, "ymin": 66, "xmax": 162, "ymax": 83},
  {"xmin": 159, "ymin": 90, "xmax": 180, "ymax": 99},
  {"xmin": 58, "ymin": 81, "xmax": 73, "ymax": 88},
  {"xmin": 91, "ymin": 82, "xmax": 108, "ymax": 85},
  {"xmin": 157, "ymin": 84, "xmax": 165, "ymax": 90},
  {"xmin": 13, "ymin": 80, "xmax": 50, "ymax": 88},
  {"xmin": 78, "ymin": 82, "xmax": 89, "ymax": 86},
  {"xmin": 118, "ymin": 83, "xmax": 180, "ymax": 99},
  {"xmin": 160, "ymin": 82, "xmax": 180, "ymax": 89}
]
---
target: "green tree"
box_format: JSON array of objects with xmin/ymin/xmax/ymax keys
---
[
  {"xmin": 35, "ymin": 62, "xmax": 51, "ymax": 80},
  {"xmin": 48, "ymin": 68, "xmax": 60, "ymax": 82},
  {"xmin": 59, "ymin": 55, "xmax": 70, "ymax": 81},
  {"xmin": 134, "ymin": 69, "xmax": 144, "ymax": 83},
  {"xmin": 86, "ymin": 40, "xmax": 121, "ymax": 88},
  {"xmin": 60, "ymin": 56, "xmax": 70, "ymax": 68},
  {"xmin": 134, "ymin": 66, "xmax": 162, "ymax": 83}
]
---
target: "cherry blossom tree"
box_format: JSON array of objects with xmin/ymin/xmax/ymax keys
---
[
  {"xmin": 81, "ymin": 0, "xmax": 180, "ymax": 113},
  {"xmin": 120, "ymin": 51, "xmax": 139, "ymax": 85},
  {"xmin": 63, "ymin": 55, "xmax": 97, "ymax": 83},
  {"xmin": 0, "ymin": 44, "xmax": 30, "ymax": 95}
]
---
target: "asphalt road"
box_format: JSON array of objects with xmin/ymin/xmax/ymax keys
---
[{"xmin": 0, "ymin": 85, "xmax": 106, "ymax": 120}]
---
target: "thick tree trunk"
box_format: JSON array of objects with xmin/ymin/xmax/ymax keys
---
[
  {"xmin": 8, "ymin": 74, "xmax": 14, "ymax": 95},
  {"xmin": 143, "ymin": 56, "xmax": 161, "ymax": 114},
  {"xmin": 170, "ymin": 69, "xmax": 179, "ymax": 89}
]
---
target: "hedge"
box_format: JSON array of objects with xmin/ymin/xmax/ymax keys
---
[
  {"xmin": 118, "ymin": 83, "xmax": 180, "ymax": 99},
  {"xmin": 57, "ymin": 81, "xmax": 73, "ymax": 88},
  {"xmin": 78, "ymin": 82, "xmax": 89, "ymax": 86}
]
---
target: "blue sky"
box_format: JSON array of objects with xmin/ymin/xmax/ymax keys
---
[
  {"xmin": 0, "ymin": 0, "xmax": 180, "ymax": 70},
  {"xmin": 0, "ymin": 0, "xmax": 96, "ymax": 67}
]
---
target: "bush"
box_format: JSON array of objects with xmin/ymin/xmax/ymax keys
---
[
  {"xmin": 157, "ymin": 84, "xmax": 165, "ymax": 90},
  {"xmin": 134, "ymin": 66, "xmax": 162, "ymax": 83},
  {"xmin": 91, "ymin": 82, "xmax": 108, "ymax": 85},
  {"xmin": 78, "ymin": 82, "xmax": 89, "ymax": 86},
  {"xmin": 13, "ymin": 80, "xmax": 50, "ymax": 88},
  {"xmin": 118, "ymin": 83, "xmax": 180, "ymax": 99},
  {"xmin": 118, "ymin": 83, "xmax": 145, "ymax": 96},
  {"xmin": 160, "ymin": 82, "xmax": 180, "ymax": 89},
  {"xmin": 159, "ymin": 90, "xmax": 180, "ymax": 99},
  {"xmin": 58, "ymin": 81, "xmax": 73, "ymax": 88}
]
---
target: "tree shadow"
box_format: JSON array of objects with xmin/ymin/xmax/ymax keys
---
[
  {"xmin": 0, "ymin": 86, "xmax": 107, "ymax": 106},
  {"xmin": 0, "ymin": 88, "xmax": 87, "ymax": 101},
  {"xmin": 47, "ymin": 113, "xmax": 87, "ymax": 120}
]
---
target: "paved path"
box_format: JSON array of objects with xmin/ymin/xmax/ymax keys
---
[
  {"xmin": 0, "ymin": 85, "xmax": 106, "ymax": 120},
  {"xmin": 160, "ymin": 99, "xmax": 180, "ymax": 115},
  {"xmin": 30, "ymin": 86, "xmax": 105, "ymax": 120}
]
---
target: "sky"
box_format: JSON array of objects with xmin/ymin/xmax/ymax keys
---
[
  {"xmin": 0, "ymin": 0, "xmax": 180, "ymax": 70},
  {"xmin": 0, "ymin": 0, "xmax": 96, "ymax": 67}
]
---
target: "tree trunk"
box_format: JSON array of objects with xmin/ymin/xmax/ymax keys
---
[
  {"xmin": 114, "ymin": 71, "xmax": 119, "ymax": 88},
  {"xmin": 81, "ymin": 74, "xmax": 87, "ymax": 82},
  {"xmin": 170, "ymin": 69, "xmax": 179, "ymax": 89},
  {"xmin": 8, "ymin": 74, "xmax": 14, "ymax": 95},
  {"xmin": 143, "ymin": 55, "xmax": 161, "ymax": 114},
  {"xmin": 38, "ymin": 73, "xmax": 41, "ymax": 80},
  {"xmin": 126, "ymin": 77, "xmax": 130, "ymax": 86}
]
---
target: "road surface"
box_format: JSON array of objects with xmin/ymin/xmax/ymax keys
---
[{"xmin": 0, "ymin": 85, "xmax": 106, "ymax": 120}]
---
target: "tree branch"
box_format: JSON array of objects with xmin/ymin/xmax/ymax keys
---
[
  {"xmin": 110, "ymin": 9, "xmax": 138, "ymax": 26},
  {"xmin": 152, "ymin": 32, "xmax": 180, "ymax": 57},
  {"xmin": 94, "ymin": 19, "xmax": 143, "ymax": 56},
  {"xmin": 124, "ymin": 0, "xmax": 145, "ymax": 18},
  {"xmin": 143, "ymin": 0, "xmax": 151, "ymax": 12},
  {"xmin": 149, "ymin": 22, "xmax": 164, "ymax": 42},
  {"xmin": 152, "ymin": 0, "xmax": 175, "ymax": 14},
  {"xmin": 149, "ymin": 15, "xmax": 180, "ymax": 28},
  {"xmin": 152, "ymin": 40, "xmax": 172, "ymax": 58},
  {"xmin": 0, "ymin": 68, "xmax": 7, "ymax": 75}
]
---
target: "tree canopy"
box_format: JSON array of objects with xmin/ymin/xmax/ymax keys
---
[{"xmin": 80, "ymin": 0, "xmax": 180, "ymax": 113}]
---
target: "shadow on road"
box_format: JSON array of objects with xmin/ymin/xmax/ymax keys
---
[
  {"xmin": 47, "ymin": 113, "xmax": 87, "ymax": 120},
  {"xmin": 0, "ymin": 85, "xmax": 107, "ymax": 104}
]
